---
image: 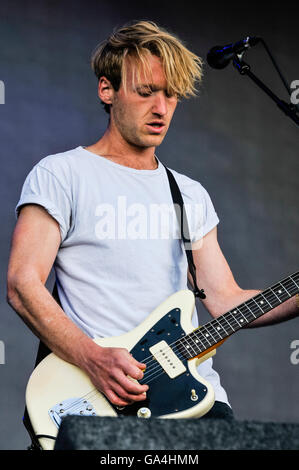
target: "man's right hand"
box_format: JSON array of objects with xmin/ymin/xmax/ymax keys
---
[{"xmin": 83, "ymin": 345, "xmax": 149, "ymax": 407}]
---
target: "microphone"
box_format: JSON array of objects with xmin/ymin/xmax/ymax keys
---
[{"xmin": 207, "ymin": 36, "xmax": 261, "ymax": 69}]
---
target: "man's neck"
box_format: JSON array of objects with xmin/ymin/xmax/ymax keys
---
[{"xmin": 84, "ymin": 130, "xmax": 158, "ymax": 171}]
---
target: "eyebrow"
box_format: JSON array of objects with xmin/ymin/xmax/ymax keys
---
[
  {"xmin": 134, "ymin": 83, "xmax": 177, "ymax": 98},
  {"xmin": 135, "ymin": 84, "xmax": 163, "ymax": 92}
]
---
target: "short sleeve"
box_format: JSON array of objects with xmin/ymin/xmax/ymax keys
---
[
  {"xmin": 188, "ymin": 184, "xmax": 219, "ymax": 244},
  {"xmin": 15, "ymin": 163, "xmax": 72, "ymax": 243}
]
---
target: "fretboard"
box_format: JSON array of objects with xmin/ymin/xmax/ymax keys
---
[{"xmin": 176, "ymin": 271, "xmax": 299, "ymax": 360}]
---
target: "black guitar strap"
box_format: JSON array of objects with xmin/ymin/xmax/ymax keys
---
[{"xmin": 163, "ymin": 164, "xmax": 206, "ymax": 300}]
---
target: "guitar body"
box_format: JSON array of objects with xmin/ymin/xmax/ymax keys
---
[
  {"xmin": 25, "ymin": 270, "xmax": 299, "ymax": 450},
  {"xmin": 26, "ymin": 290, "xmax": 216, "ymax": 450}
]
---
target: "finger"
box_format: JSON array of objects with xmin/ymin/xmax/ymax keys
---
[
  {"xmin": 124, "ymin": 359, "xmax": 147, "ymax": 381},
  {"xmin": 114, "ymin": 370, "xmax": 149, "ymax": 394},
  {"xmin": 105, "ymin": 388, "xmax": 133, "ymax": 407},
  {"xmin": 111, "ymin": 381, "xmax": 148, "ymax": 403},
  {"xmin": 127, "ymin": 351, "xmax": 147, "ymax": 370}
]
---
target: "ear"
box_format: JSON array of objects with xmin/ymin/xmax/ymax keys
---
[{"xmin": 98, "ymin": 77, "xmax": 114, "ymax": 106}]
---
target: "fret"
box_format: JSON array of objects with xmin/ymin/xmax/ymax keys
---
[
  {"xmin": 282, "ymin": 277, "xmax": 298, "ymax": 295},
  {"xmin": 278, "ymin": 282, "xmax": 291, "ymax": 298},
  {"xmin": 264, "ymin": 290, "xmax": 285, "ymax": 308},
  {"xmin": 230, "ymin": 307, "xmax": 248, "ymax": 327},
  {"xmin": 192, "ymin": 330, "xmax": 207, "ymax": 351},
  {"xmin": 229, "ymin": 310, "xmax": 242, "ymax": 328},
  {"xmin": 179, "ymin": 336, "xmax": 193, "ymax": 359},
  {"xmin": 206, "ymin": 321, "xmax": 224, "ymax": 342},
  {"xmin": 243, "ymin": 301, "xmax": 257, "ymax": 319},
  {"xmin": 180, "ymin": 327, "xmax": 215, "ymax": 359},
  {"xmin": 199, "ymin": 330, "xmax": 215, "ymax": 349},
  {"xmin": 226, "ymin": 311, "xmax": 240, "ymax": 329},
  {"xmin": 236, "ymin": 303, "xmax": 255, "ymax": 322},
  {"xmin": 269, "ymin": 287, "xmax": 282, "ymax": 304},
  {"xmin": 260, "ymin": 292, "xmax": 273, "ymax": 309},
  {"xmin": 218, "ymin": 314, "xmax": 236, "ymax": 334},
  {"xmin": 236, "ymin": 306, "xmax": 250, "ymax": 324},
  {"xmin": 290, "ymin": 275, "xmax": 299, "ymax": 290},
  {"xmin": 175, "ymin": 272, "xmax": 299, "ymax": 361},
  {"xmin": 266, "ymin": 277, "xmax": 297, "ymax": 306},
  {"xmin": 213, "ymin": 317, "xmax": 229, "ymax": 337},
  {"xmin": 268, "ymin": 283, "xmax": 291, "ymax": 303},
  {"xmin": 253, "ymin": 294, "xmax": 269, "ymax": 313},
  {"xmin": 251, "ymin": 297, "xmax": 265, "ymax": 314},
  {"xmin": 267, "ymin": 283, "xmax": 290, "ymax": 304},
  {"xmin": 198, "ymin": 326, "xmax": 213, "ymax": 347},
  {"xmin": 184, "ymin": 335, "xmax": 198, "ymax": 357},
  {"xmin": 269, "ymin": 288, "xmax": 287, "ymax": 307}
]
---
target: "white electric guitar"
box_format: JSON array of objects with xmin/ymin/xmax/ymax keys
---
[{"xmin": 26, "ymin": 271, "xmax": 299, "ymax": 450}]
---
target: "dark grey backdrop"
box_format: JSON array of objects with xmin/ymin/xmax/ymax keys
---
[{"xmin": 0, "ymin": 0, "xmax": 298, "ymax": 450}]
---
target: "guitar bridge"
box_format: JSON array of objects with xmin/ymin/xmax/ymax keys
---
[{"xmin": 48, "ymin": 398, "xmax": 97, "ymax": 428}]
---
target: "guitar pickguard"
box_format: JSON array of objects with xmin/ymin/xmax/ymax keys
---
[{"xmin": 112, "ymin": 308, "xmax": 208, "ymax": 417}]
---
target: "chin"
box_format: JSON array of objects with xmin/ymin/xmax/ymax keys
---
[{"xmin": 142, "ymin": 135, "xmax": 165, "ymax": 148}]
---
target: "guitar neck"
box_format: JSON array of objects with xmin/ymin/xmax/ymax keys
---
[{"xmin": 177, "ymin": 271, "xmax": 299, "ymax": 360}]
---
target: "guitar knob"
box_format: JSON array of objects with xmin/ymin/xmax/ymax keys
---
[{"xmin": 137, "ymin": 407, "xmax": 151, "ymax": 418}]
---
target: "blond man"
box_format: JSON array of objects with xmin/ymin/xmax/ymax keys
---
[{"xmin": 7, "ymin": 21, "xmax": 299, "ymax": 440}]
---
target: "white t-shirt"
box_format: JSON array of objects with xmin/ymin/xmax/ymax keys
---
[{"xmin": 15, "ymin": 145, "xmax": 229, "ymax": 405}]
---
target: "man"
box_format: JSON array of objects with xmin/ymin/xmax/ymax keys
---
[{"xmin": 6, "ymin": 20, "xmax": 299, "ymax": 432}]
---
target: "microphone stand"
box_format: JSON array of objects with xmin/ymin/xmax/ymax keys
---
[{"xmin": 231, "ymin": 40, "xmax": 299, "ymax": 128}]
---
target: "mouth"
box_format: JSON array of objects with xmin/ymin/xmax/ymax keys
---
[{"xmin": 146, "ymin": 121, "xmax": 166, "ymax": 134}]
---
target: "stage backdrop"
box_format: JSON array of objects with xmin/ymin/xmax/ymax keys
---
[{"xmin": 0, "ymin": 0, "xmax": 298, "ymax": 450}]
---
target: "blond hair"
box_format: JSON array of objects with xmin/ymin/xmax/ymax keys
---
[{"xmin": 91, "ymin": 21, "xmax": 203, "ymax": 113}]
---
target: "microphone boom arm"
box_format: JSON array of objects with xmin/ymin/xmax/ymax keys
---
[{"xmin": 232, "ymin": 52, "xmax": 299, "ymax": 128}]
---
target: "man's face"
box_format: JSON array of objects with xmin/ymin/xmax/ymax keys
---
[{"xmin": 109, "ymin": 54, "xmax": 178, "ymax": 150}]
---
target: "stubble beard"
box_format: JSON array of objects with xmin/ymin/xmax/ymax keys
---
[{"xmin": 111, "ymin": 100, "xmax": 166, "ymax": 151}]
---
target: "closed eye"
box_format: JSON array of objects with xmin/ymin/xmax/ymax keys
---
[
  {"xmin": 135, "ymin": 85, "xmax": 178, "ymax": 100},
  {"xmin": 136, "ymin": 86, "xmax": 153, "ymax": 97},
  {"xmin": 138, "ymin": 91, "xmax": 153, "ymax": 97}
]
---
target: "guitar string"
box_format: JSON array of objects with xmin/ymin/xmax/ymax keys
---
[
  {"xmin": 134, "ymin": 274, "xmax": 299, "ymax": 380},
  {"xmin": 57, "ymin": 275, "xmax": 299, "ymax": 414},
  {"xmin": 58, "ymin": 275, "xmax": 299, "ymax": 416},
  {"xmin": 78, "ymin": 276, "xmax": 299, "ymax": 410},
  {"xmin": 57, "ymin": 283, "xmax": 299, "ymax": 416},
  {"xmin": 139, "ymin": 276, "xmax": 299, "ymax": 383},
  {"xmin": 73, "ymin": 274, "xmax": 299, "ymax": 412},
  {"xmin": 55, "ymin": 275, "xmax": 299, "ymax": 415},
  {"xmin": 129, "ymin": 272, "xmax": 299, "ymax": 372},
  {"xmin": 100, "ymin": 273, "xmax": 299, "ymax": 383}
]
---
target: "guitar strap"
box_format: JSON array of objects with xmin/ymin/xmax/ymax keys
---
[{"xmin": 163, "ymin": 164, "xmax": 206, "ymax": 300}]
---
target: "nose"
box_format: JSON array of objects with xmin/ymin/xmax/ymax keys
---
[{"xmin": 152, "ymin": 92, "xmax": 167, "ymax": 116}]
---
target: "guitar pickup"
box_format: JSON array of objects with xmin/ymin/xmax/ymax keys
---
[{"xmin": 149, "ymin": 340, "xmax": 186, "ymax": 379}]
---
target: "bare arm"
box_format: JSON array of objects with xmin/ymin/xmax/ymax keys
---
[
  {"xmin": 190, "ymin": 226, "xmax": 299, "ymax": 327},
  {"xmin": 6, "ymin": 204, "xmax": 148, "ymax": 406}
]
